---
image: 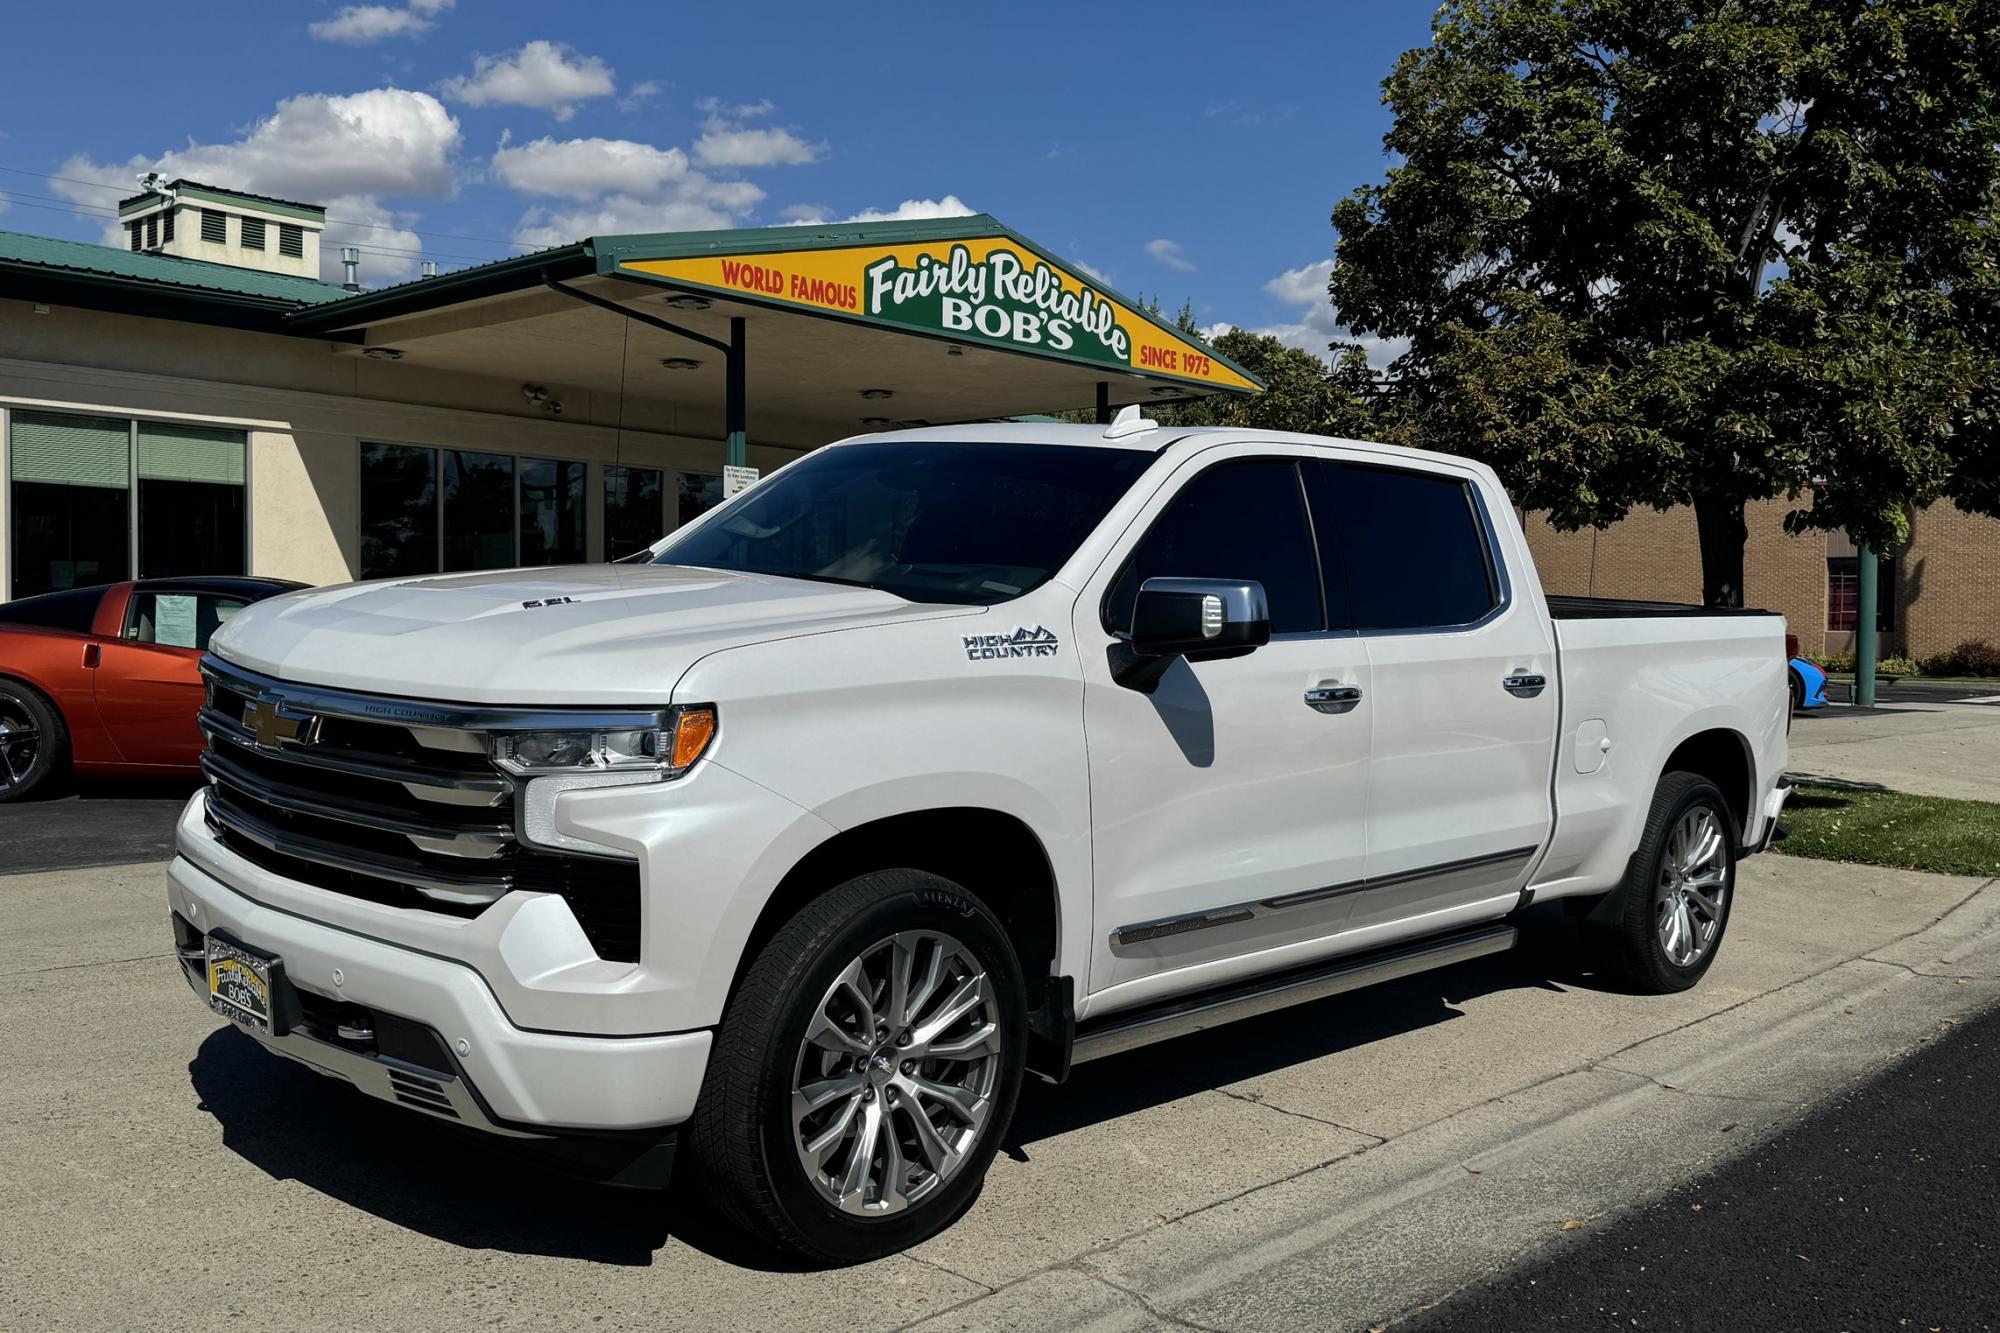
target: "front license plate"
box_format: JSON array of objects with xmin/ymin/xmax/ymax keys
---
[{"xmin": 207, "ymin": 935, "xmax": 279, "ymax": 1034}]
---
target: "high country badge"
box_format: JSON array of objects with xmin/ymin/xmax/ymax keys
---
[{"xmin": 963, "ymin": 626, "xmax": 1060, "ymax": 661}]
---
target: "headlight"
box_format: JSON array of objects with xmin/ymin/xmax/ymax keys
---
[{"xmin": 492, "ymin": 705, "xmax": 717, "ymax": 778}]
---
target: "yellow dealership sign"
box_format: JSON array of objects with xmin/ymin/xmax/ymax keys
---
[{"xmin": 619, "ymin": 235, "xmax": 1259, "ymax": 393}]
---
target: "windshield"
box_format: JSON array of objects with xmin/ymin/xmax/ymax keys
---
[{"xmin": 651, "ymin": 441, "xmax": 1152, "ymax": 604}]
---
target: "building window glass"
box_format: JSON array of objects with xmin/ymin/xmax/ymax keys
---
[
  {"xmin": 1827, "ymin": 556, "xmax": 1895, "ymax": 632},
  {"xmin": 278, "ymin": 224, "xmax": 303, "ymax": 258},
  {"xmin": 520, "ymin": 457, "xmax": 586, "ymax": 565},
  {"xmin": 7, "ymin": 410, "xmax": 132, "ymax": 601},
  {"xmin": 359, "ymin": 443, "xmax": 438, "ymax": 579},
  {"xmin": 442, "ymin": 450, "xmax": 516, "ymax": 572},
  {"xmin": 241, "ymin": 217, "xmax": 266, "ymax": 251},
  {"xmin": 128, "ymin": 223, "xmax": 142, "ymax": 252},
  {"xmin": 144, "ymin": 215, "xmax": 159, "ymax": 248},
  {"xmin": 137, "ymin": 423, "xmax": 246, "ymax": 579},
  {"xmin": 604, "ymin": 465, "xmax": 664, "ymax": 561},
  {"xmin": 200, "ymin": 210, "xmax": 227, "ymax": 244},
  {"xmin": 678, "ymin": 471, "xmax": 726, "ymax": 528},
  {"xmin": 162, "ymin": 211, "xmax": 175, "ymax": 245}
]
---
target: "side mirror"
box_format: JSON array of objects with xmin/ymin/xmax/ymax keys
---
[{"xmin": 1113, "ymin": 577, "xmax": 1272, "ymax": 692}]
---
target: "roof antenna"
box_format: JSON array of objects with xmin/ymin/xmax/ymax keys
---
[{"xmin": 1103, "ymin": 403, "xmax": 1159, "ymax": 439}]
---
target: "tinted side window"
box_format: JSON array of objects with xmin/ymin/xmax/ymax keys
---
[
  {"xmin": 1106, "ymin": 459, "xmax": 1324, "ymax": 635},
  {"xmin": 0, "ymin": 586, "xmax": 105, "ymax": 634},
  {"xmin": 1309, "ymin": 462, "xmax": 1498, "ymax": 630},
  {"xmin": 125, "ymin": 592, "xmax": 247, "ymax": 651}
]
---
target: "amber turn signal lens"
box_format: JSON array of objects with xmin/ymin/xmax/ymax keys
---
[{"xmin": 671, "ymin": 706, "xmax": 717, "ymax": 770}]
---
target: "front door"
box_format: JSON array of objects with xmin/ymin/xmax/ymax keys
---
[
  {"xmin": 1078, "ymin": 448, "xmax": 1372, "ymax": 1012},
  {"xmin": 1308, "ymin": 458, "xmax": 1559, "ymax": 938}
]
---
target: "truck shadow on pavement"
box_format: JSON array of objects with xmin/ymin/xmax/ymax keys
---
[{"xmin": 185, "ymin": 938, "xmax": 1616, "ymax": 1271}]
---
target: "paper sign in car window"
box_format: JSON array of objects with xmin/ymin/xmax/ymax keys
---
[{"xmin": 153, "ymin": 594, "xmax": 198, "ymax": 648}]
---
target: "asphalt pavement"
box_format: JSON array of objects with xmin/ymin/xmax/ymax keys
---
[
  {"xmin": 0, "ymin": 776, "xmax": 200, "ymax": 874},
  {"xmin": 1409, "ymin": 1001, "xmax": 2000, "ymax": 1332}
]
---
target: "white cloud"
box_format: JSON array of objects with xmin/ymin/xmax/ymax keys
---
[
  {"xmin": 693, "ymin": 125, "xmax": 819, "ymax": 168},
  {"xmin": 618, "ymin": 79, "xmax": 662, "ymax": 112},
  {"xmin": 440, "ymin": 41, "xmax": 616, "ymax": 121},
  {"xmin": 1073, "ymin": 258, "xmax": 1113, "ymax": 285},
  {"xmin": 1145, "ymin": 238, "xmax": 1195, "ymax": 273},
  {"xmin": 309, "ymin": 0, "xmax": 452, "ymax": 43},
  {"xmin": 780, "ymin": 203, "xmax": 827, "ymax": 223},
  {"xmin": 71, "ymin": 89, "xmax": 464, "ymax": 201},
  {"xmin": 1264, "ymin": 258, "xmax": 1333, "ymax": 307},
  {"xmin": 318, "ymin": 195, "xmax": 425, "ymax": 284},
  {"xmin": 1251, "ymin": 257, "xmax": 1406, "ymax": 368},
  {"xmin": 55, "ymin": 88, "xmax": 460, "ymax": 286},
  {"xmin": 697, "ymin": 97, "xmax": 776, "ymax": 120},
  {"xmin": 511, "ymin": 179, "xmax": 766, "ymax": 249},
  {"xmin": 492, "ymin": 135, "xmax": 688, "ymax": 200},
  {"xmin": 690, "ymin": 98, "xmax": 818, "ymax": 168},
  {"xmin": 837, "ymin": 196, "xmax": 975, "ymax": 224}
]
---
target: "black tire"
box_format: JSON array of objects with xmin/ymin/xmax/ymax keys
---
[
  {"xmin": 1789, "ymin": 670, "xmax": 1804, "ymax": 713},
  {"xmin": 1589, "ymin": 772, "xmax": 1737, "ymax": 994},
  {"xmin": 0, "ymin": 678, "xmax": 68, "ymax": 803},
  {"xmin": 686, "ymin": 869, "xmax": 1028, "ymax": 1264}
]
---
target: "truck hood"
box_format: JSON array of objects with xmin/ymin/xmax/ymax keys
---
[{"xmin": 209, "ymin": 564, "xmax": 975, "ymax": 704}]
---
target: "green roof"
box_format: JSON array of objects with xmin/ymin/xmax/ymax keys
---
[{"xmin": 0, "ymin": 229, "xmax": 347, "ymax": 306}]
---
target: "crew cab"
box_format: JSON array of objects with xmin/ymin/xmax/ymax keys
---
[{"xmin": 164, "ymin": 416, "xmax": 1790, "ymax": 1262}]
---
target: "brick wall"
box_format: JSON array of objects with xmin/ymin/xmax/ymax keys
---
[
  {"xmin": 1519, "ymin": 500, "xmax": 2000, "ymax": 660},
  {"xmin": 1899, "ymin": 504, "xmax": 2000, "ymax": 663}
]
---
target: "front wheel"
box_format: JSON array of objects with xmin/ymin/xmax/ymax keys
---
[
  {"xmin": 1589, "ymin": 772, "xmax": 1736, "ymax": 993},
  {"xmin": 687, "ymin": 869, "xmax": 1027, "ymax": 1264}
]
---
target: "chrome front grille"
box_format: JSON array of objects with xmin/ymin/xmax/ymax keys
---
[{"xmin": 196, "ymin": 655, "xmax": 644, "ymax": 961}]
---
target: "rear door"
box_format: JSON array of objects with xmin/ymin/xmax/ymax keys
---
[
  {"xmin": 1308, "ymin": 458, "xmax": 1558, "ymax": 937},
  {"xmin": 93, "ymin": 588, "xmax": 246, "ymax": 765}
]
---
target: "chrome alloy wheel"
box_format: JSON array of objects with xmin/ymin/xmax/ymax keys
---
[
  {"xmin": 791, "ymin": 930, "xmax": 1001, "ymax": 1216},
  {"xmin": 0, "ymin": 700, "xmax": 40, "ymax": 794},
  {"xmin": 1657, "ymin": 806, "xmax": 1729, "ymax": 967}
]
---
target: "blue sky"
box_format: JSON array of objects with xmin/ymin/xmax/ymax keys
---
[{"xmin": 0, "ymin": 0, "xmax": 1436, "ymax": 357}]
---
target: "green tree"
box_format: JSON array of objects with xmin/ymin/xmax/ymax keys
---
[
  {"xmin": 1329, "ymin": 0, "xmax": 2000, "ymax": 605},
  {"xmin": 1152, "ymin": 327, "xmax": 1380, "ymax": 438}
]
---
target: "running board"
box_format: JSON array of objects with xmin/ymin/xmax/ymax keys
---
[{"xmin": 1070, "ymin": 924, "xmax": 1518, "ymax": 1066}]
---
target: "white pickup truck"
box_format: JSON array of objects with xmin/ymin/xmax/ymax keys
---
[{"xmin": 167, "ymin": 415, "xmax": 1790, "ymax": 1261}]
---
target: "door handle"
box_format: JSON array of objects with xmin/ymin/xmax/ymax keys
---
[
  {"xmin": 1503, "ymin": 673, "xmax": 1547, "ymax": 698},
  {"xmin": 1304, "ymin": 685, "xmax": 1362, "ymax": 713}
]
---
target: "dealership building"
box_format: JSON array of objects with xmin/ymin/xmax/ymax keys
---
[{"xmin": 0, "ymin": 180, "xmax": 1257, "ymax": 604}]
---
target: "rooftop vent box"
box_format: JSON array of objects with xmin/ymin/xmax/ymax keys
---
[{"xmin": 117, "ymin": 178, "xmax": 327, "ymax": 281}]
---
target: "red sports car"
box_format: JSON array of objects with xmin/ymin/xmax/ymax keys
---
[{"xmin": 0, "ymin": 576, "xmax": 303, "ymax": 801}]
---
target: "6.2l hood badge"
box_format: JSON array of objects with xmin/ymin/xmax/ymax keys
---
[{"xmin": 963, "ymin": 626, "xmax": 1060, "ymax": 661}]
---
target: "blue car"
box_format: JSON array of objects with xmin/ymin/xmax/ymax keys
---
[{"xmin": 1789, "ymin": 657, "xmax": 1828, "ymax": 711}]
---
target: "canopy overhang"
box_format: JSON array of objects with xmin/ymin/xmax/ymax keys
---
[{"xmin": 286, "ymin": 215, "xmax": 1260, "ymax": 451}]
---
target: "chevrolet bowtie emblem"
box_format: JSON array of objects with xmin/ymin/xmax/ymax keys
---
[{"xmin": 243, "ymin": 699, "xmax": 320, "ymax": 749}]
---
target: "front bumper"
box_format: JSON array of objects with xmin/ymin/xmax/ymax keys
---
[{"xmin": 167, "ymin": 853, "xmax": 712, "ymax": 1136}]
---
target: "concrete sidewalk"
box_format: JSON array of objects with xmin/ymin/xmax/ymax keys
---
[
  {"xmin": 3, "ymin": 853, "xmax": 1996, "ymax": 1332},
  {"xmin": 1787, "ymin": 700, "xmax": 2000, "ymax": 801}
]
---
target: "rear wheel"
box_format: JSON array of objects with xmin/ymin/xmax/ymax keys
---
[
  {"xmin": 687, "ymin": 869, "xmax": 1027, "ymax": 1263},
  {"xmin": 0, "ymin": 679, "xmax": 67, "ymax": 803},
  {"xmin": 1589, "ymin": 772, "xmax": 1736, "ymax": 993}
]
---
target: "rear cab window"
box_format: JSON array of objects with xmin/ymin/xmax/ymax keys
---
[
  {"xmin": 0, "ymin": 586, "xmax": 106, "ymax": 635},
  {"xmin": 1306, "ymin": 460, "xmax": 1500, "ymax": 631}
]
